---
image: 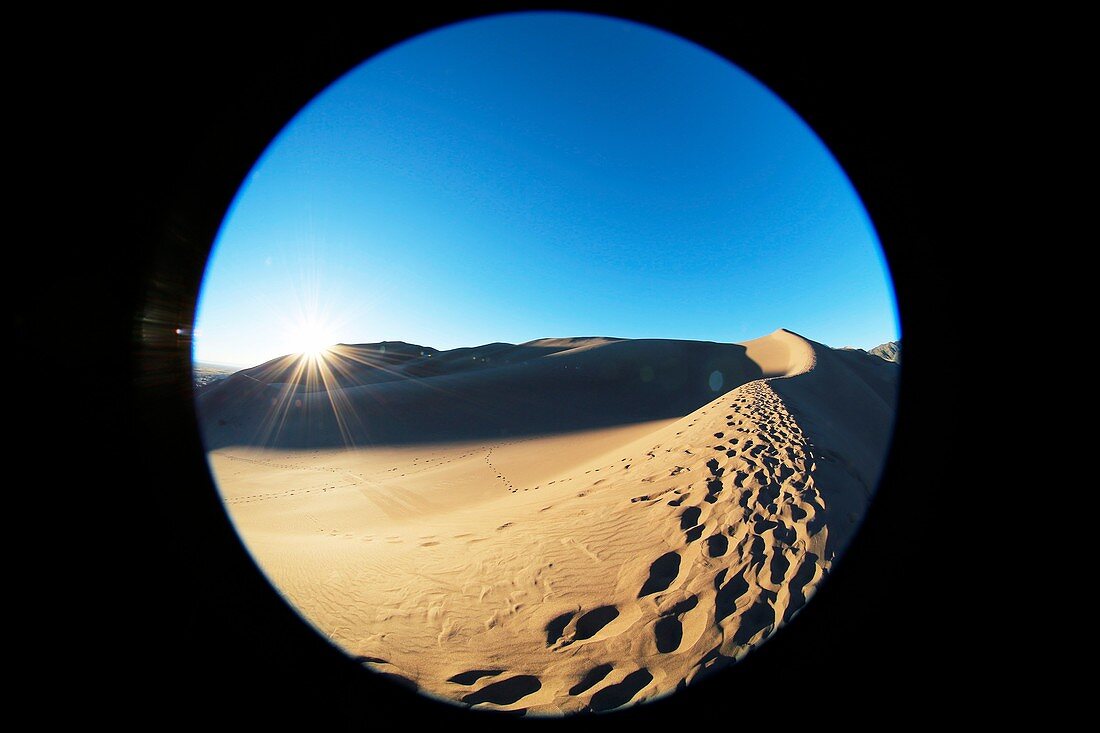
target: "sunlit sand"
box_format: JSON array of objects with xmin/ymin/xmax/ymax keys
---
[{"xmin": 198, "ymin": 329, "xmax": 898, "ymax": 713}]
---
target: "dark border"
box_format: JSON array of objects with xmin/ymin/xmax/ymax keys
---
[{"xmin": 82, "ymin": 4, "xmax": 971, "ymax": 727}]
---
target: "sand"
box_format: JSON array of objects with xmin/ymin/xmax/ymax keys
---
[{"xmin": 200, "ymin": 329, "xmax": 898, "ymax": 714}]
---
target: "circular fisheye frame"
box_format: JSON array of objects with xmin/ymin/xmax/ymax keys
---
[{"xmin": 192, "ymin": 11, "xmax": 900, "ymax": 716}]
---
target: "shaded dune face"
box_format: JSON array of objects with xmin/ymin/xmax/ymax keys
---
[
  {"xmin": 196, "ymin": 338, "xmax": 767, "ymax": 449},
  {"xmin": 201, "ymin": 330, "xmax": 898, "ymax": 714}
]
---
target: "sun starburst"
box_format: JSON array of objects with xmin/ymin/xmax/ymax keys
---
[{"xmin": 286, "ymin": 315, "xmax": 337, "ymax": 358}]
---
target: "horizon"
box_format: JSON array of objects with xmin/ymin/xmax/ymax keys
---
[
  {"xmin": 194, "ymin": 11, "xmax": 900, "ymax": 368},
  {"xmin": 193, "ymin": 329, "xmax": 900, "ymax": 370}
]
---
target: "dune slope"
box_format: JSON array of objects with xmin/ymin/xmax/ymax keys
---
[
  {"xmin": 205, "ymin": 330, "xmax": 897, "ymax": 714},
  {"xmin": 197, "ymin": 337, "xmax": 770, "ymax": 448}
]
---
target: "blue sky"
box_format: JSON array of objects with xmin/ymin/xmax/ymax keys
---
[{"xmin": 194, "ymin": 11, "xmax": 899, "ymax": 367}]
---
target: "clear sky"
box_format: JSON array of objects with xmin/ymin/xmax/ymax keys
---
[{"xmin": 194, "ymin": 11, "xmax": 899, "ymax": 368}]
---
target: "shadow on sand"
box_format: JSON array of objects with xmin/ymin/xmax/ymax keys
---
[{"xmin": 196, "ymin": 339, "xmax": 763, "ymax": 450}]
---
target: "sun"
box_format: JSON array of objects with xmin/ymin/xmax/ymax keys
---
[
  {"xmin": 269, "ymin": 272, "xmax": 347, "ymax": 363},
  {"xmin": 286, "ymin": 317, "xmax": 337, "ymax": 358}
]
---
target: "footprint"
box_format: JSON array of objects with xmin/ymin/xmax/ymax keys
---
[
  {"xmin": 664, "ymin": 595, "xmax": 699, "ymax": 617},
  {"xmin": 448, "ymin": 669, "xmax": 504, "ymax": 686},
  {"xmin": 461, "ymin": 675, "xmax": 542, "ymax": 706},
  {"xmin": 706, "ymin": 478, "xmax": 724, "ymax": 502},
  {"xmin": 545, "ymin": 611, "xmax": 575, "ymax": 646},
  {"xmin": 756, "ymin": 481, "xmax": 780, "ymax": 507},
  {"xmin": 568, "ymin": 664, "xmax": 614, "ymax": 696},
  {"xmin": 638, "ymin": 551, "xmax": 681, "ymax": 597},
  {"xmin": 377, "ymin": 671, "xmax": 418, "ymax": 691},
  {"xmin": 754, "ymin": 518, "xmax": 779, "ymax": 533},
  {"xmin": 770, "ymin": 552, "xmax": 791, "ymax": 585},
  {"xmin": 714, "ymin": 568, "xmax": 750, "ymax": 622},
  {"xmin": 731, "ymin": 600, "xmax": 777, "ymax": 645},
  {"xmin": 575, "ymin": 606, "xmax": 620, "ymax": 640},
  {"xmin": 687, "ymin": 645, "xmax": 732, "ymax": 686},
  {"xmin": 783, "ymin": 553, "xmax": 821, "ymax": 622},
  {"xmin": 773, "ymin": 522, "xmax": 797, "ymax": 546},
  {"xmin": 748, "ymin": 535, "xmax": 767, "ymax": 567},
  {"xmin": 706, "ymin": 534, "xmax": 728, "ymax": 557},
  {"xmin": 654, "ymin": 593, "xmax": 701, "ymax": 654},
  {"xmin": 654, "ymin": 616, "xmax": 682, "ymax": 653},
  {"xmin": 588, "ymin": 669, "xmax": 653, "ymax": 712}
]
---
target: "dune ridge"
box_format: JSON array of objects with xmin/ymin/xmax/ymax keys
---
[
  {"xmin": 197, "ymin": 336, "xmax": 766, "ymax": 448},
  {"xmin": 205, "ymin": 329, "xmax": 898, "ymax": 714}
]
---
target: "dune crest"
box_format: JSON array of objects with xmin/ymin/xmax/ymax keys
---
[{"xmin": 205, "ymin": 329, "xmax": 898, "ymax": 714}]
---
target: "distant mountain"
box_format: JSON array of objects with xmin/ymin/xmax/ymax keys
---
[
  {"xmin": 869, "ymin": 340, "xmax": 901, "ymax": 363},
  {"xmin": 193, "ymin": 361, "xmax": 239, "ymax": 389}
]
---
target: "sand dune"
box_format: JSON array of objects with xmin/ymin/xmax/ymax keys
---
[
  {"xmin": 197, "ymin": 336, "xmax": 769, "ymax": 448},
  {"xmin": 201, "ymin": 329, "xmax": 898, "ymax": 714}
]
